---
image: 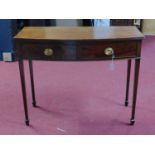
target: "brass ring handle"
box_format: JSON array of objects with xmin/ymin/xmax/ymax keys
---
[
  {"xmin": 44, "ymin": 48, "xmax": 54, "ymax": 56},
  {"xmin": 104, "ymin": 47, "xmax": 114, "ymax": 56}
]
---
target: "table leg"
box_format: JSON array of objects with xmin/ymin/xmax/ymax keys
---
[
  {"xmin": 130, "ymin": 59, "xmax": 140, "ymax": 125},
  {"xmin": 125, "ymin": 59, "xmax": 131, "ymax": 106},
  {"xmin": 29, "ymin": 59, "xmax": 37, "ymax": 107},
  {"xmin": 18, "ymin": 60, "xmax": 29, "ymax": 126}
]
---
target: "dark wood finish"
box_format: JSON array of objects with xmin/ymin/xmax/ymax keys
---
[
  {"xmin": 125, "ymin": 60, "xmax": 132, "ymax": 106},
  {"xmin": 110, "ymin": 19, "xmax": 143, "ymax": 31},
  {"xmin": 77, "ymin": 41, "xmax": 137, "ymax": 60},
  {"xmin": 110, "ymin": 19, "xmax": 134, "ymax": 26},
  {"xmin": 130, "ymin": 58, "xmax": 141, "ymax": 125},
  {"xmin": 19, "ymin": 42, "xmax": 76, "ymax": 60},
  {"xmin": 17, "ymin": 40, "xmax": 138, "ymax": 61},
  {"xmin": 82, "ymin": 19, "xmax": 93, "ymax": 26},
  {"xmin": 11, "ymin": 19, "xmax": 56, "ymax": 35},
  {"xmin": 14, "ymin": 27, "xmax": 144, "ymax": 126},
  {"xmin": 18, "ymin": 59, "xmax": 29, "ymax": 126},
  {"xmin": 29, "ymin": 59, "xmax": 36, "ymax": 107},
  {"xmin": 82, "ymin": 19, "xmax": 142, "ymax": 31}
]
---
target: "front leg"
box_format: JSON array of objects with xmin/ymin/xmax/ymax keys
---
[
  {"xmin": 29, "ymin": 59, "xmax": 37, "ymax": 107},
  {"xmin": 130, "ymin": 59, "xmax": 140, "ymax": 125},
  {"xmin": 125, "ymin": 59, "xmax": 131, "ymax": 106},
  {"xmin": 18, "ymin": 59, "xmax": 30, "ymax": 126}
]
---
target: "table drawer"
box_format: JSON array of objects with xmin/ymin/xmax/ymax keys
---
[
  {"xmin": 21, "ymin": 43, "xmax": 77, "ymax": 60},
  {"xmin": 19, "ymin": 40, "xmax": 138, "ymax": 60},
  {"xmin": 77, "ymin": 41, "xmax": 138, "ymax": 60}
]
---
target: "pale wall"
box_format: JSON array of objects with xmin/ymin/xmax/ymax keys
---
[
  {"xmin": 56, "ymin": 19, "xmax": 82, "ymax": 26},
  {"xmin": 142, "ymin": 19, "xmax": 155, "ymax": 35}
]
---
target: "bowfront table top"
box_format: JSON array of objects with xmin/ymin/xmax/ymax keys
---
[{"xmin": 14, "ymin": 26, "xmax": 144, "ymax": 41}]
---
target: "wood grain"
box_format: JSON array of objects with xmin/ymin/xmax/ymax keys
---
[{"xmin": 14, "ymin": 26, "xmax": 144, "ymax": 41}]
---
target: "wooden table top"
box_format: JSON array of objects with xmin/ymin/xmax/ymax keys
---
[{"xmin": 14, "ymin": 26, "xmax": 144, "ymax": 41}]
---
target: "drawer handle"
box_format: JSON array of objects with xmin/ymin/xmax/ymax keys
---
[
  {"xmin": 104, "ymin": 48, "xmax": 114, "ymax": 56},
  {"xmin": 44, "ymin": 48, "xmax": 53, "ymax": 56}
]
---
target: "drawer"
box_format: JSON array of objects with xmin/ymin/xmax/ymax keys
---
[
  {"xmin": 20, "ymin": 43, "xmax": 77, "ymax": 60},
  {"xmin": 77, "ymin": 41, "xmax": 138, "ymax": 60},
  {"xmin": 18, "ymin": 40, "xmax": 138, "ymax": 61}
]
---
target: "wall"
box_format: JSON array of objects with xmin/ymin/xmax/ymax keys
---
[
  {"xmin": 56, "ymin": 19, "xmax": 82, "ymax": 26},
  {"xmin": 0, "ymin": 19, "xmax": 13, "ymax": 60},
  {"xmin": 142, "ymin": 19, "xmax": 155, "ymax": 35}
]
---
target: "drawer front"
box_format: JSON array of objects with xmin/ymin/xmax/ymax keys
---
[
  {"xmin": 18, "ymin": 40, "xmax": 138, "ymax": 61},
  {"xmin": 20, "ymin": 43, "xmax": 77, "ymax": 60},
  {"xmin": 77, "ymin": 41, "xmax": 138, "ymax": 60}
]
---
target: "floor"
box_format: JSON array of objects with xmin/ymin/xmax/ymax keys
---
[{"xmin": 0, "ymin": 36, "xmax": 155, "ymax": 134}]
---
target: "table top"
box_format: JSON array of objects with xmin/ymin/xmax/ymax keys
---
[{"xmin": 14, "ymin": 26, "xmax": 144, "ymax": 41}]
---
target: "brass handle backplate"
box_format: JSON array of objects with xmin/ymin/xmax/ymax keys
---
[
  {"xmin": 104, "ymin": 48, "xmax": 114, "ymax": 56},
  {"xmin": 44, "ymin": 48, "xmax": 54, "ymax": 56}
]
